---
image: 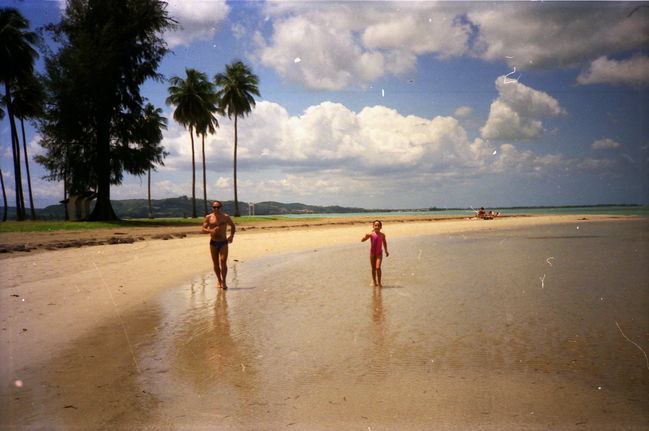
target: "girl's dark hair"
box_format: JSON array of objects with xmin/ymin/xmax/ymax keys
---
[{"xmin": 373, "ymin": 220, "xmax": 382, "ymax": 227}]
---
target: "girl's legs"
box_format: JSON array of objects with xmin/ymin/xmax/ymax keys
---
[
  {"xmin": 370, "ymin": 254, "xmax": 378, "ymax": 286},
  {"xmin": 370, "ymin": 254, "xmax": 383, "ymax": 287},
  {"xmin": 375, "ymin": 255, "xmax": 383, "ymax": 287}
]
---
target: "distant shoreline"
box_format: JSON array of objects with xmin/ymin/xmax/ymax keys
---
[
  {"xmin": 251, "ymin": 204, "xmax": 649, "ymax": 218},
  {"xmin": 4, "ymin": 201, "xmax": 646, "ymax": 220}
]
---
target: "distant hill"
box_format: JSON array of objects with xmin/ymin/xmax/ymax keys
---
[
  {"xmin": 253, "ymin": 201, "xmax": 370, "ymax": 215},
  {"xmin": 2, "ymin": 199, "xmax": 642, "ymax": 221},
  {"xmin": 4, "ymin": 196, "xmax": 376, "ymax": 220}
]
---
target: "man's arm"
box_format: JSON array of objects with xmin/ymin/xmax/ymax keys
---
[
  {"xmin": 201, "ymin": 216, "xmax": 213, "ymax": 234},
  {"xmin": 227, "ymin": 216, "xmax": 236, "ymax": 242}
]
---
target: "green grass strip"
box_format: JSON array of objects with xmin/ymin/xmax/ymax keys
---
[{"xmin": 0, "ymin": 216, "xmax": 322, "ymax": 233}]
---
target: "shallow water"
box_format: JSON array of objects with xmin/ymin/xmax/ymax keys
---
[
  {"xmin": 262, "ymin": 205, "xmax": 649, "ymax": 218},
  {"xmin": 5, "ymin": 220, "xmax": 649, "ymax": 430},
  {"xmin": 131, "ymin": 219, "xmax": 649, "ymax": 429}
]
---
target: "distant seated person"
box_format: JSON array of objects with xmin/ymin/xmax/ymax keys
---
[
  {"xmin": 484, "ymin": 210, "xmax": 500, "ymax": 220},
  {"xmin": 476, "ymin": 207, "xmax": 486, "ymax": 219}
]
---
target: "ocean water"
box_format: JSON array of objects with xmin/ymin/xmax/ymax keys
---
[{"xmin": 260, "ymin": 205, "xmax": 649, "ymax": 218}]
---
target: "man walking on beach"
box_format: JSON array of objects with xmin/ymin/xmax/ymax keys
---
[{"xmin": 202, "ymin": 201, "xmax": 236, "ymax": 289}]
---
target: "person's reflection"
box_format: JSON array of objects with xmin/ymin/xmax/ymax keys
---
[
  {"xmin": 207, "ymin": 289, "xmax": 234, "ymax": 373},
  {"xmin": 188, "ymin": 275, "xmax": 208, "ymax": 306},
  {"xmin": 365, "ymin": 285, "xmax": 389, "ymax": 380},
  {"xmin": 230, "ymin": 261, "xmax": 239, "ymax": 286},
  {"xmin": 372, "ymin": 286, "xmax": 385, "ymax": 328},
  {"xmin": 172, "ymin": 289, "xmax": 255, "ymax": 396}
]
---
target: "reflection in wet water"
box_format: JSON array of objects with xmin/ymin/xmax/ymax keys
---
[{"xmin": 362, "ymin": 286, "xmax": 388, "ymax": 381}]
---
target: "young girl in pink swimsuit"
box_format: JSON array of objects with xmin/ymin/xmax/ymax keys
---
[{"xmin": 361, "ymin": 220, "xmax": 389, "ymax": 287}]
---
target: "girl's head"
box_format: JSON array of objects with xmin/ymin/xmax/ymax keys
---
[{"xmin": 373, "ymin": 220, "xmax": 382, "ymax": 231}]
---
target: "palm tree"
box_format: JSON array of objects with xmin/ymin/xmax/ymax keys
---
[
  {"xmin": 141, "ymin": 103, "xmax": 167, "ymax": 219},
  {"xmin": 0, "ymin": 105, "xmax": 6, "ymax": 221},
  {"xmin": 166, "ymin": 69, "xmax": 217, "ymax": 218},
  {"xmin": 147, "ymin": 167, "xmax": 153, "ymax": 218},
  {"xmin": 12, "ymin": 75, "xmax": 45, "ymax": 220},
  {"xmin": 0, "ymin": 8, "xmax": 39, "ymax": 221},
  {"xmin": 0, "ymin": 168, "xmax": 6, "ymax": 222},
  {"xmin": 195, "ymin": 100, "xmax": 220, "ymax": 216},
  {"xmin": 214, "ymin": 61, "xmax": 260, "ymax": 218}
]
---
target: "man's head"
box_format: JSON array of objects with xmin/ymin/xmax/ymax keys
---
[{"xmin": 212, "ymin": 201, "xmax": 222, "ymax": 213}]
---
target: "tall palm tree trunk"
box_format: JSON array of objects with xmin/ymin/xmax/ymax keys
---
[
  {"xmin": 20, "ymin": 118, "xmax": 36, "ymax": 220},
  {"xmin": 5, "ymin": 83, "xmax": 26, "ymax": 220},
  {"xmin": 190, "ymin": 126, "xmax": 197, "ymax": 218},
  {"xmin": 147, "ymin": 167, "xmax": 153, "ymax": 219},
  {"xmin": 233, "ymin": 115, "xmax": 240, "ymax": 217},
  {"xmin": 1, "ymin": 168, "xmax": 7, "ymax": 222},
  {"xmin": 9, "ymin": 130, "xmax": 21, "ymax": 217},
  {"xmin": 10, "ymin": 119, "xmax": 26, "ymax": 220},
  {"xmin": 62, "ymin": 158, "xmax": 69, "ymax": 221},
  {"xmin": 202, "ymin": 133, "xmax": 207, "ymax": 216}
]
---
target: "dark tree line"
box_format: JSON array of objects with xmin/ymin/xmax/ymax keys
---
[
  {"xmin": 2, "ymin": 1, "xmax": 260, "ymax": 222},
  {"xmin": 35, "ymin": 0, "xmax": 174, "ymax": 221}
]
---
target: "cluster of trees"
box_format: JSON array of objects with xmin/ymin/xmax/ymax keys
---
[
  {"xmin": 1, "ymin": 0, "xmax": 259, "ymax": 221},
  {"xmin": 0, "ymin": 8, "xmax": 43, "ymax": 221}
]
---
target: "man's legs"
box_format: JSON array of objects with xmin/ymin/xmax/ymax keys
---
[
  {"xmin": 210, "ymin": 244, "xmax": 224, "ymax": 288},
  {"xmin": 219, "ymin": 245, "xmax": 229, "ymax": 289}
]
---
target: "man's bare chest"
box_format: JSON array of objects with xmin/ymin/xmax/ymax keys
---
[{"xmin": 208, "ymin": 214, "xmax": 227, "ymax": 226}]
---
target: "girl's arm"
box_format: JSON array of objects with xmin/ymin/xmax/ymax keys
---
[
  {"xmin": 382, "ymin": 233, "xmax": 389, "ymax": 256},
  {"xmin": 361, "ymin": 233, "xmax": 371, "ymax": 242}
]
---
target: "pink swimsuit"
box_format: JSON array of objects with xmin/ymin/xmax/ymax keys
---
[{"xmin": 370, "ymin": 233, "xmax": 383, "ymax": 256}]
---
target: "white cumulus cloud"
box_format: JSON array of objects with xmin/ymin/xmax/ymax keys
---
[
  {"xmin": 577, "ymin": 55, "xmax": 649, "ymax": 88},
  {"xmin": 155, "ymin": 98, "xmax": 627, "ymax": 208},
  {"xmin": 164, "ymin": 0, "xmax": 230, "ymax": 48},
  {"xmin": 227, "ymin": 101, "xmax": 483, "ymax": 175},
  {"xmin": 481, "ymin": 77, "xmax": 566, "ymax": 141},
  {"xmin": 467, "ymin": 2, "xmax": 649, "ymax": 70},
  {"xmin": 592, "ymin": 138, "xmax": 621, "ymax": 150},
  {"xmin": 454, "ymin": 106, "xmax": 474, "ymax": 118},
  {"xmin": 252, "ymin": 1, "xmax": 648, "ymax": 90},
  {"xmin": 255, "ymin": 2, "xmax": 471, "ymax": 90}
]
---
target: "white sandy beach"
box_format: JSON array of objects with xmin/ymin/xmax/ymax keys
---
[
  {"xmin": 0, "ymin": 214, "xmax": 615, "ymax": 371},
  {"xmin": 1, "ymin": 214, "xmax": 647, "ymax": 430}
]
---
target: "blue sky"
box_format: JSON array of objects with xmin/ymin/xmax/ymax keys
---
[{"xmin": 1, "ymin": 0, "xmax": 648, "ymax": 210}]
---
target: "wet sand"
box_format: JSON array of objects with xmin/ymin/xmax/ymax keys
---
[
  {"xmin": 1, "ymin": 215, "xmax": 648, "ymax": 430},
  {"xmin": 0, "ymin": 214, "xmax": 514, "ymax": 257}
]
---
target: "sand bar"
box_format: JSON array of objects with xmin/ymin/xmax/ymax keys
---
[{"xmin": 1, "ymin": 214, "xmax": 646, "ymax": 429}]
